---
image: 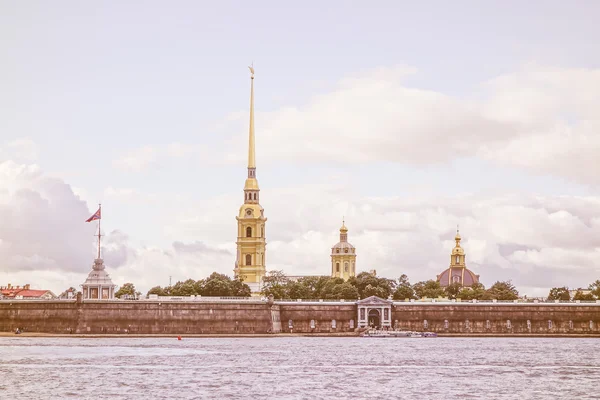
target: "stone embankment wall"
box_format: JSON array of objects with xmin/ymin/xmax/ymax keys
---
[
  {"xmin": 1, "ymin": 299, "xmax": 600, "ymax": 335},
  {"xmin": 0, "ymin": 300, "xmax": 275, "ymax": 334},
  {"xmin": 279, "ymin": 302, "xmax": 357, "ymax": 333},
  {"xmin": 392, "ymin": 303, "xmax": 600, "ymax": 334}
]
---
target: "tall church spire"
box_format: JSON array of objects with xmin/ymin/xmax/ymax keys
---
[
  {"xmin": 248, "ymin": 65, "xmax": 256, "ymax": 173},
  {"xmin": 235, "ymin": 65, "xmax": 267, "ymax": 294}
]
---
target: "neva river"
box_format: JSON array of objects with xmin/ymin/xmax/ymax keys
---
[{"xmin": 1, "ymin": 337, "xmax": 598, "ymax": 399}]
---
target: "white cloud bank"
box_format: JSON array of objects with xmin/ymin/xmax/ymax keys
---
[{"xmin": 2, "ymin": 64, "xmax": 600, "ymax": 297}]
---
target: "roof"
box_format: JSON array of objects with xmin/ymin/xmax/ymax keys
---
[{"xmin": 0, "ymin": 289, "xmax": 56, "ymax": 298}]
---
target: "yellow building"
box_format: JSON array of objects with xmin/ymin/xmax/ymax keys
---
[
  {"xmin": 331, "ymin": 221, "xmax": 357, "ymax": 280},
  {"xmin": 436, "ymin": 229, "xmax": 480, "ymax": 287},
  {"xmin": 234, "ymin": 66, "xmax": 267, "ymax": 293}
]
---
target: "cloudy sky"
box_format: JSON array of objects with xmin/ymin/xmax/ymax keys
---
[{"xmin": 1, "ymin": 1, "xmax": 599, "ymax": 297}]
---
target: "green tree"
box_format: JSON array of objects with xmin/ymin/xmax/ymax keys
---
[
  {"xmin": 547, "ymin": 287, "xmax": 570, "ymax": 301},
  {"xmin": 147, "ymin": 286, "xmax": 167, "ymax": 296},
  {"xmin": 115, "ymin": 283, "xmax": 140, "ymax": 298},
  {"xmin": 261, "ymin": 270, "xmax": 290, "ymax": 298},
  {"xmin": 486, "ymin": 280, "xmax": 519, "ymax": 300},
  {"xmin": 349, "ymin": 272, "xmax": 394, "ymax": 299},
  {"xmin": 444, "ymin": 282, "xmax": 463, "ymax": 300},
  {"xmin": 456, "ymin": 283, "xmax": 488, "ymax": 300},
  {"xmin": 413, "ymin": 280, "xmax": 444, "ymax": 299},
  {"xmin": 170, "ymin": 279, "xmax": 198, "ymax": 296},
  {"xmin": 393, "ymin": 274, "xmax": 416, "ymax": 300},
  {"xmin": 573, "ymin": 290, "xmax": 596, "ymax": 301},
  {"xmin": 588, "ymin": 280, "xmax": 600, "ymax": 299},
  {"xmin": 332, "ymin": 282, "xmax": 359, "ymax": 299},
  {"xmin": 229, "ymin": 276, "xmax": 252, "ymax": 297}
]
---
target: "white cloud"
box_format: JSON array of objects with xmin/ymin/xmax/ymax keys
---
[{"xmin": 112, "ymin": 146, "xmax": 158, "ymax": 172}]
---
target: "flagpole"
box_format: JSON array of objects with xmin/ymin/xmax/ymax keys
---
[{"xmin": 97, "ymin": 203, "xmax": 102, "ymax": 259}]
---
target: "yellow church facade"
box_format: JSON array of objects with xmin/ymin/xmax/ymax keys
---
[
  {"xmin": 234, "ymin": 66, "xmax": 267, "ymax": 293},
  {"xmin": 331, "ymin": 221, "xmax": 357, "ymax": 280}
]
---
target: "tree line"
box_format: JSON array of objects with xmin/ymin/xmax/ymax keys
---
[
  {"xmin": 260, "ymin": 271, "xmax": 521, "ymax": 301},
  {"xmin": 547, "ymin": 280, "xmax": 600, "ymax": 301},
  {"xmin": 145, "ymin": 272, "xmax": 251, "ymax": 297}
]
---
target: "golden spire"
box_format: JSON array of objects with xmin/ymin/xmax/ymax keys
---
[
  {"xmin": 247, "ymin": 64, "xmax": 255, "ymax": 170},
  {"xmin": 340, "ymin": 217, "xmax": 348, "ymax": 233}
]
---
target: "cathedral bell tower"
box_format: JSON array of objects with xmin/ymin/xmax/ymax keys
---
[
  {"xmin": 234, "ymin": 66, "xmax": 267, "ymax": 293},
  {"xmin": 331, "ymin": 219, "xmax": 357, "ymax": 281}
]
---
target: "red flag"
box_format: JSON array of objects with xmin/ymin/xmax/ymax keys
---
[{"xmin": 86, "ymin": 208, "xmax": 101, "ymax": 222}]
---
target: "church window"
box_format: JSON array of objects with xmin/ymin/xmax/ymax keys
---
[
  {"xmin": 452, "ymin": 275, "xmax": 460, "ymax": 283},
  {"xmin": 456, "ymin": 255, "xmax": 459, "ymax": 263},
  {"xmin": 253, "ymin": 193, "xmax": 257, "ymax": 200},
  {"xmin": 336, "ymin": 263, "xmax": 340, "ymax": 272},
  {"xmin": 344, "ymin": 262, "xmax": 348, "ymax": 272},
  {"xmin": 246, "ymin": 227, "xmax": 252, "ymax": 237},
  {"xmin": 336, "ymin": 248, "xmax": 340, "ymax": 253},
  {"xmin": 245, "ymin": 254, "xmax": 251, "ymax": 266},
  {"xmin": 344, "ymin": 248, "xmax": 348, "ymax": 253}
]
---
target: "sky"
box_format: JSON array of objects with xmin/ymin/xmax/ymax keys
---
[{"xmin": 1, "ymin": 1, "xmax": 599, "ymax": 297}]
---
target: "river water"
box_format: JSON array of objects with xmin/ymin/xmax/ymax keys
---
[{"xmin": 0, "ymin": 337, "xmax": 598, "ymax": 399}]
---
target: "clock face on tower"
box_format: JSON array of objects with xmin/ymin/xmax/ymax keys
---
[{"xmin": 245, "ymin": 208, "xmax": 253, "ymax": 217}]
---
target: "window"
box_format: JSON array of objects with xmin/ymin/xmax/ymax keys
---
[
  {"xmin": 423, "ymin": 320, "xmax": 428, "ymax": 329},
  {"xmin": 569, "ymin": 320, "xmax": 573, "ymax": 330},
  {"xmin": 336, "ymin": 248, "xmax": 340, "ymax": 253},
  {"xmin": 444, "ymin": 320, "xmax": 449, "ymax": 329},
  {"xmin": 246, "ymin": 227, "xmax": 252, "ymax": 237},
  {"xmin": 465, "ymin": 320, "xmax": 470, "ymax": 329},
  {"xmin": 336, "ymin": 263, "xmax": 340, "ymax": 272},
  {"xmin": 288, "ymin": 320, "xmax": 293, "ymax": 329},
  {"xmin": 456, "ymin": 255, "xmax": 459, "ymax": 263},
  {"xmin": 527, "ymin": 320, "xmax": 531, "ymax": 330},
  {"xmin": 452, "ymin": 275, "xmax": 460, "ymax": 283},
  {"xmin": 332, "ymin": 319, "xmax": 336, "ymax": 328},
  {"xmin": 261, "ymin": 227, "xmax": 264, "ymax": 237},
  {"xmin": 344, "ymin": 262, "xmax": 348, "ymax": 272},
  {"xmin": 591, "ymin": 320, "xmax": 595, "ymax": 330},
  {"xmin": 548, "ymin": 320, "xmax": 553, "ymax": 329},
  {"xmin": 310, "ymin": 320, "xmax": 315, "ymax": 329},
  {"xmin": 349, "ymin": 319, "xmax": 355, "ymax": 329},
  {"xmin": 344, "ymin": 248, "xmax": 348, "ymax": 253},
  {"xmin": 253, "ymin": 193, "xmax": 257, "ymax": 200},
  {"xmin": 506, "ymin": 320, "xmax": 511, "ymax": 329},
  {"xmin": 486, "ymin": 320, "xmax": 490, "ymax": 329},
  {"xmin": 245, "ymin": 254, "xmax": 251, "ymax": 266}
]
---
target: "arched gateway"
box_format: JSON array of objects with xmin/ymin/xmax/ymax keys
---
[{"xmin": 357, "ymin": 296, "xmax": 392, "ymax": 329}]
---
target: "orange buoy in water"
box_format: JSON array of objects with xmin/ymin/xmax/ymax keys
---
[{"xmin": 177, "ymin": 336, "xmax": 182, "ymax": 340}]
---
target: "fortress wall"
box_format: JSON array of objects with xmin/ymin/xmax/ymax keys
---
[
  {"xmin": 0, "ymin": 300, "xmax": 273, "ymax": 334},
  {"xmin": 392, "ymin": 303, "xmax": 600, "ymax": 334},
  {"xmin": 279, "ymin": 303, "xmax": 357, "ymax": 333},
  {"xmin": 2, "ymin": 300, "xmax": 600, "ymax": 335}
]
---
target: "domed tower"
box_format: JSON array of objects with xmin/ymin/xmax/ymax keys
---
[
  {"xmin": 436, "ymin": 228, "xmax": 480, "ymax": 287},
  {"xmin": 331, "ymin": 220, "xmax": 356, "ymax": 281},
  {"xmin": 234, "ymin": 66, "xmax": 267, "ymax": 294}
]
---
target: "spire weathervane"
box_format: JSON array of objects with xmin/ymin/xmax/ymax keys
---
[{"xmin": 247, "ymin": 64, "xmax": 256, "ymax": 171}]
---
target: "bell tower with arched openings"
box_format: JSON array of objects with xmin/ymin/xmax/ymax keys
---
[
  {"xmin": 234, "ymin": 66, "xmax": 267, "ymax": 293},
  {"xmin": 331, "ymin": 219, "xmax": 357, "ymax": 281}
]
